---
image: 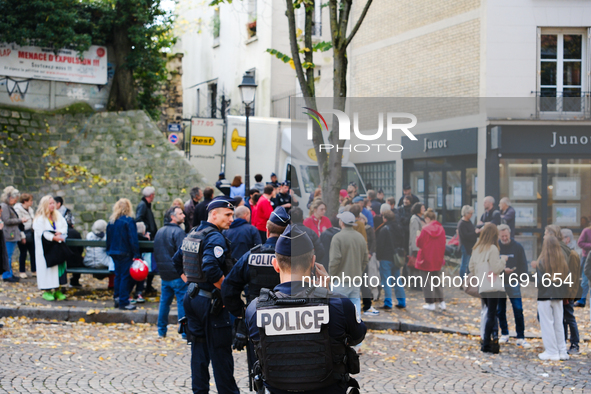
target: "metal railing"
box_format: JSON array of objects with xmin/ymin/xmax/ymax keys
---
[{"xmin": 532, "ymin": 91, "xmax": 591, "ymax": 119}]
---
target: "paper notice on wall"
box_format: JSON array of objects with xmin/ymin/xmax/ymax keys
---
[{"xmin": 0, "ymin": 43, "xmax": 108, "ymax": 85}]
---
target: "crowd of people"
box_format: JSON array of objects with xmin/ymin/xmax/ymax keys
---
[{"xmin": 1, "ymin": 177, "xmax": 590, "ymax": 365}]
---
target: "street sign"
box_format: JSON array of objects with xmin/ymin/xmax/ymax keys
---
[
  {"xmin": 192, "ymin": 136, "xmax": 216, "ymax": 146},
  {"xmin": 168, "ymin": 133, "xmax": 179, "ymax": 144},
  {"xmin": 168, "ymin": 123, "xmax": 182, "ymax": 132}
]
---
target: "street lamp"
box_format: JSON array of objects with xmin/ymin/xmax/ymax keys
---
[{"xmin": 239, "ymin": 70, "xmax": 257, "ymax": 192}]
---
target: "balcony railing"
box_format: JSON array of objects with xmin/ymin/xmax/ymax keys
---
[{"xmin": 532, "ymin": 91, "xmax": 591, "ymax": 119}]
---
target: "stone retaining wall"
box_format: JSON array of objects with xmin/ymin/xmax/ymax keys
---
[{"xmin": 1, "ymin": 105, "xmax": 202, "ymax": 235}]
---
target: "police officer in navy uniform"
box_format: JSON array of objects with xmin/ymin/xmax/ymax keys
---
[
  {"xmin": 222, "ymin": 207, "xmax": 290, "ymax": 389},
  {"xmin": 173, "ymin": 196, "xmax": 239, "ymax": 394},
  {"xmin": 268, "ymin": 172, "xmax": 280, "ymax": 189},
  {"xmin": 245, "ymin": 225, "xmax": 366, "ymax": 394},
  {"xmin": 273, "ymin": 182, "xmax": 298, "ymax": 213}
]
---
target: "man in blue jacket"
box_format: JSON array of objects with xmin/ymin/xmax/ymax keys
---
[
  {"xmin": 223, "ymin": 205, "xmax": 261, "ymax": 261},
  {"xmin": 154, "ymin": 206, "xmax": 187, "ymax": 338},
  {"xmin": 353, "ymin": 196, "xmax": 373, "ymax": 227}
]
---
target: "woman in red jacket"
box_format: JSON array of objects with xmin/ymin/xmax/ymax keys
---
[
  {"xmin": 303, "ymin": 199, "xmax": 331, "ymax": 236},
  {"xmin": 416, "ymin": 209, "xmax": 447, "ymax": 311}
]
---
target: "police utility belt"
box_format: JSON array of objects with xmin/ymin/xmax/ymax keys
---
[
  {"xmin": 187, "ymin": 282, "xmax": 223, "ymax": 316},
  {"xmin": 252, "ymin": 287, "xmax": 360, "ymax": 392}
]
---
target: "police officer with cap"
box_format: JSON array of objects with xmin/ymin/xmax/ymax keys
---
[
  {"xmin": 173, "ymin": 196, "xmax": 239, "ymax": 394},
  {"xmin": 222, "ymin": 206, "xmax": 290, "ymax": 389},
  {"xmin": 245, "ymin": 225, "xmax": 366, "ymax": 394},
  {"xmin": 268, "ymin": 172, "xmax": 280, "ymax": 189}
]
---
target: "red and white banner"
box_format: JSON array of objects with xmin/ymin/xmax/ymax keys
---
[{"xmin": 0, "ymin": 43, "xmax": 108, "ymax": 85}]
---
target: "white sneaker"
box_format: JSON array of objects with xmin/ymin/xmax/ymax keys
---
[
  {"xmin": 499, "ymin": 335, "xmax": 510, "ymax": 344},
  {"xmin": 422, "ymin": 303, "xmax": 435, "ymax": 311},
  {"xmin": 538, "ymin": 352, "xmax": 560, "ymax": 361},
  {"xmin": 363, "ymin": 307, "xmax": 380, "ymax": 316},
  {"xmin": 559, "ymin": 352, "xmax": 570, "ymax": 360},
  {"xmin": 19, "ymin": 272, "xmax": 27, "ymax": 279},
  {"xmin": 516, "ymin": 339, "xmax": 532, "ymax": 349},
  {"xmin": 438, "ymin": 301, "xmax": 446, "ymax": 310}
]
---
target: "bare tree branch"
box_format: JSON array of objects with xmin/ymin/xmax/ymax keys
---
[
  {"xmin": 338, "ymin": 0, "xmax": 352, "ymax": 48},
  {"xmin": 328, "ymin": 0, "xmax": 339, "ymax": 47},
  {"xmin": 285, "ymin": 0, "xmax": 312, "ymax": 98},
  {"xmin": 344, "ymin": 0, "xmax": 373, "ymax": 48}
]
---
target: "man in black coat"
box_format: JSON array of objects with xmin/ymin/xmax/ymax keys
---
[
  {"xmin": 154, "ymin": 207, "xmax": 188, "ymax": 338},
  {"xmin": 477, "ymin": 196, "xmax": 501, "ymax": 232},
  {"xmin": 397, "ymin": 185, "xmax": 420, "ymax": 207},
  {"xmin": 136, "ymin": 186, "xmax": 158, "ymax": 294},
  {"xmin": 136, "ymin": 186, "xmax": 158, "ymax": 238},
  {"xmin": 319, "ymin": 216, "xmax": 340, "ymax": 271},
  {"xmin": 192, "ymin": 187, "xmax": 214, "ymax": 228}
]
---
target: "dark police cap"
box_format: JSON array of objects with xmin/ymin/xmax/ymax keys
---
[
  {"xmin": 270, "ymin": 206, "xmax": 290, "ymax": 226},
  {"xmin": 207, "ymin": 196, "xmax": 235, "ymax": 212},
  {"xmin": 276, "ymin": 224, "xmax": 314, "ymax": 257}
]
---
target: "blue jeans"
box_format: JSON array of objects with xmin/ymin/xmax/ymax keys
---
[
  {"xmin": 332, "ymin": 284, "xmax": 361, "ymax": 320},
  {"xmin": 579, "ymin": 255, "xmax": 590, "ymax": 304},
  {"xmin": 563, "ymin": 300, "xmax": 579, "ymax": 346},
  {"xmin": 379, "ymin": 260, "xmax": 406, "ymax": 308},
  {"xmin": 2, "ymin": 241, "xmax": 17, "ymax": 279},
  {"xmin": 112, "ymin": 255, "xmax": 133, "ymax": 308},
  {"xmin": 459, "ymin": 245, "xmax": 470, "ymax": 279},
  {"xmin": 496, "ymin": 285, "xmax": 525, "ymax": 339},
  {"xmin": 158, "ymin": 278, "xmax": 188, "ymax": 337}
]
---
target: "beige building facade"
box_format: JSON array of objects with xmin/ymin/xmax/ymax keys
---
[{"xmin": 346, "ymin": 0, "xmax": 591, "ymax": 259}]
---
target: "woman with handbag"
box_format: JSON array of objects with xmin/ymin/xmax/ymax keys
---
[
  {"xmin": 469, "ymin": 223, "xmax": 507, "ymax": 354},
  {"xmin": 33, "ymin": 195, "xmax": 69, "ymax": 301},
  {"xmin": 376, "ymin": 208, "xmax": 406, "ymax": 309},
  {"xmin": 416, "ymin": 209, "xmax": 447, "ymax": 311},
  {"xmin": 1, "ymin": 186, "xmax": 29, "ymax": 282},
  {"xmin": 106, "ymin": 198, "xmax": 141, "ymax": 311},
  {"xmin": 531, "ymin": 235, "xmax": 570, "ymax": 360},
  {"xmin": 15, "ymin": 193, "xmax": 36, "ymax": 278}
]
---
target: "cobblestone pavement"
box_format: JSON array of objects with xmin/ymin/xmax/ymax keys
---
[
  {"xmin": 3, "ymin": 272, "xmax": 590, "ymax": 339},
  {"xmin": 1, "ymin": 317, "xmax": 589, "ymax": 393}
]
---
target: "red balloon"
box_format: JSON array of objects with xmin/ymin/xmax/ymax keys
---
[{"xmin": 130, "ymin": 259, "xmax": 149, "ymax": 281}]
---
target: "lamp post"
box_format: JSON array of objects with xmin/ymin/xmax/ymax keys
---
[{"xmin": 239, "ymin": 71, "xmax": 257, "ymax": 193}]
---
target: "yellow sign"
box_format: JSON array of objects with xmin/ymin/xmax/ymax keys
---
[
  {"xmin": 307, "ymin": 148, "xmax": 330, "ymax": 161},
  {"xmin": 231, "ymin": 129, "xmax": 246, "ymax": 151},
  {"xmin": 192, "ymin": 136, "xmax": 216, "ymax": 146}
]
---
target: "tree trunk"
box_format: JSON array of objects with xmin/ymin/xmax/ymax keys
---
[
  {"xmin": 322, "ymin": 48, "xmax": 348, "ymax": 217},
  {"xmin": 108, "ymin": 24, "xmax": 136, "ymax": 111}
]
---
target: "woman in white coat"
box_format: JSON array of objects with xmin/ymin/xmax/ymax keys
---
[{"xmin": 34, "ymin": 195, "xmax": 68, "ymax": 301}]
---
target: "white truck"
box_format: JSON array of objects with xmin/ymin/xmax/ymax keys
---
[{"xmin": 188, "ymin": 115, "xmax": 366, "ymax": 206}]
